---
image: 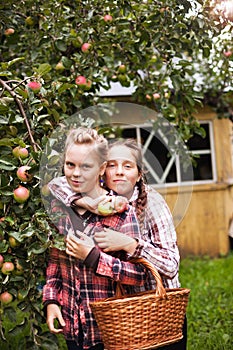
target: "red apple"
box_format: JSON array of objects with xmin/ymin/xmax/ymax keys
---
[
  {"xmin": 12, "ymin": 146, "xmax": 29, "ymax": 159},
  {"xmin": 13, "ymin": 186, "xmax": 30, "ymax": 203},
  {"xmin": 0, "ymin": 254, "xmax": 4, "ymax": 268},
  {"xmin": 223, "ymin": 51, "xmax": 232, "ymax": 57},
  {"xmin": 0, "ymin": 291, "xmax": 13, "ymax": 305},
  {"xmin": 27, "ymin": 81, "xmax": 41, "ymax": 93},
  {"xmin": 75, "ymin": 75, "xmax": 87, "ymax": 86},
  {"xmin": 114, "ymin": 196, "xmax": 128, "ymax": 213},
  {"xmin": 153, "ymin": 93, "xmax": 161, "ymax": 100},
  {"xmin": 4, "ymin": 28, "xmax": 15, "ymax": 36},
  {"xmin": 81, "ymin": 42, "xmax": 91, "ymax": 53},
  {"xmin": 1, "ymin": 261, "xmax": 15, "ymax": 275},
  {"xmin": 16, "ymin": 165, "xmax": 33, "ymax": 182},
  {"xmin": 104, "ymin": 14, "xmax": 113, "ymax": 22}
]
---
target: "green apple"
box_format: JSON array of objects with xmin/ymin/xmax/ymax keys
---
[{"xmin": 98, "ymin": 202, "xmax": 113, "ymax": 216}]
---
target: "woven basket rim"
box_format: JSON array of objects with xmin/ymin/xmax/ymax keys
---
[{"xmin": 90, "ymin": 287, "xmax": 190, "ymax": 306}]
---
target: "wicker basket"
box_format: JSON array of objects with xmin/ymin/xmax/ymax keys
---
[{"xmin": 90, "ymin": 257, "xmax": 190, "ymax": 350}]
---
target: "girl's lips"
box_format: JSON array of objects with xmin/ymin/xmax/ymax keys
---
[
  {"xmin": 70, "ymin": 180, "xmax": 83, "ymax": 185},
  {"xmin": 113, "ymin": 179, "xmax": 126, "ymax": 183}
]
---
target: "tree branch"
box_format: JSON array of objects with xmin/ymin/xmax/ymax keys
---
[{"xmin": 0, "ymin": 79, "xmax": 38, "ymax": 152}]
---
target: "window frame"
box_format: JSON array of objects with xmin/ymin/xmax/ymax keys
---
[{"xmin": 120, "ymin": 120, "xmax": 217, "ymax": 188}]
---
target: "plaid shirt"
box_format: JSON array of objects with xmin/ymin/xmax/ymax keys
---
[
  {"xmin": 49, "ymin": 177, "xmax": 181, "ymax": 289},
  {"xmin": 43, "ymin": 195, "xmax": 152, "ymax": 349}
]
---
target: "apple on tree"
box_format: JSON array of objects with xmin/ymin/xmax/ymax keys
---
[
  {"xmin": 0, "ymin": 254, "xmax": 4, "ymax": 268},
  {"xmin": 27, "ymin": 81, "xmax": 42, "ymax": 93},
  {"xmin": 13, "ymin": 185, "xmax": 30, "ymax": 203},
  {"xmin": 9, "ymin": 236, "xmax": 20, "ymax": 248},
  {"xmin": 103, "ymin": 14, "xmax": 113, "ymax": 22},
  {"xmin": 12, "ymin": 146, "xmax": 29, "ymax": 159},
  {"xmin": 55, "ymin": 61, "xmax": 65, "ymax": 71},
  {"xmin": 16, "ymin": 165, "xmax": 33, "ymax": 182},
  {"xmin": 0, "ymin": 291, "xmax": 13, "ymax": 305},
  {"xmin": 1, "ymin": 261, "xmax": 15, "ymax": 275},
  {"xmin": 4, "ymin": 28, "xmax": 15, "ymax": 36},
  {"xmin": 75, "ymin": 75, "xmax": 92, "ymax": 91},
  {"xmin": 75, "ymin": 75, "xmax": 87, "ymax": 87},
  {"xmin": 223, "ymin": 51, "xmax": 232, "ymax": 57},
  {"xmin": 81, "ymin": 42, "xmax": 91, "ymax": 53}
]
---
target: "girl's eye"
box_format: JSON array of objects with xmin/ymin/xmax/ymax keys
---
[
  {"xmin": 124, "ymin": 164, "xmax": 132, "ymax": 169},
  {"xmin": 66, "ymin": 162, "xmax": 74, "ymax": 167},
  {"xmin": 107, "ymin": 163, "xmax": 116, "ymax": 168},
  {"xmin": 81, "ymin": 164, "xmax": 91, "ymax": 169}
]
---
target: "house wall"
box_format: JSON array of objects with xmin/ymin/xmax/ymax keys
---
[
  {"xmin": 159, "ymin": 107, "xmax": 233, "ymax": 257},
  {"xmin": 107, "ymin": 102, "xmax": 233, "ymax": 257}
]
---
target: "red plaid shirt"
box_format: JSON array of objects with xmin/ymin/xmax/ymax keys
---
[
  {"xmin": 43, "ymin": 196, "xmax": 152, "ymax": 349},
  {"xmin": 49, "ymin": 177, "xmax": 181, "ymax": 289}
]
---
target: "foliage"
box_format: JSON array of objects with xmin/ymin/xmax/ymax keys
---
[{"xmin": 0, "ymin": 0, "xmax": 232, "ymax": 347}]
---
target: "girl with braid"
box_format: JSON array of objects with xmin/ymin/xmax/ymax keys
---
[{"xmin": 48, "ymin": 138, "xmax": 187, "ymax": 350}]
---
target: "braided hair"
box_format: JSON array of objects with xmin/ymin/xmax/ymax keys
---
[{"xmin": 108, "ymin": 139, "xmax": 148, "ymax": 231}]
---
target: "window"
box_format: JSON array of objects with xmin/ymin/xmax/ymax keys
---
[{"xmin": 121, "ymin": 121, "xmax": 216, "ymax": 186}]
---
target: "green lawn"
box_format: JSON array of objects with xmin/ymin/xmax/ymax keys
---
[
  {"xmin": 1, "ymin": 253, "xmax": 233, "ymax": 350},
  {"xmin": 179, "ymin": 252, "xmax": 233, "ymax": 350}
]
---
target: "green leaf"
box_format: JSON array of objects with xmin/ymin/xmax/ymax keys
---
[
  {"xmin": 0, "ymin": 240, "xmax": 9, "ymax": 253},
  {"xmin": 7, "ymin": 57, "xmax": 25, "ymax": 68},
  {"xmin": 58, "ymin": 83, "xmax": 74, "ymax": 94},
  {"xmin": 3, "ymin": 306, "xmax": 17, "ymax": 323},
  {"xmin": 28, "ymin": 242, "xmax": 49, "ymax": 255},
  {"xmin": 0, "ymin": 159, "xmax": 16, "ymax": 170},
  {"xmin": 35, "ymin": 63, "xmax": 52, "ymax": 76},
  {"xmin": 0, "ymin": 138, "xmax": 14, "ymax": 146},
  {"xmin": 55, "ymin": 39, "xmax": 67, "ymax": 52},
  {"xmin": 8, "ymin": 318, "xmax": 28, "ymax": 336}
]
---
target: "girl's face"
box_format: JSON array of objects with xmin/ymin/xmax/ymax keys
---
[
  {"xmin": 64, "ymin": 144, "xmax": 106, "ymax": 198},
  {"xmin": 105, "ymin": 145, "xmax": 141, "ymax": 199}
]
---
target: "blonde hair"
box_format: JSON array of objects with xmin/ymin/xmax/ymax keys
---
[{"xmin": 64, "ymin": 127, "xmax": 108, "ymax": 165}]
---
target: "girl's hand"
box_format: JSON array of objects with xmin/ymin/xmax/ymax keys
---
[
  {"xmin": 94, "ymin": 228, "xmax": 138, "ymax": 255},
  {"xmin": 47, "ymin": 304, "xmax": 65, "ymax": 334},
  {"xmin": 74, "ymin": 195, "xmax": 110, "ymax": 214},
  {"xmin": 66, "ymin": 230, "xmax": 95, "ymax": 260}
]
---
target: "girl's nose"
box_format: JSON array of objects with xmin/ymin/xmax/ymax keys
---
[
  {"xmin": 116, "ymin": 164, "xmax": 124, "ymax": 174},
  {"xmin": 73, "ymin": 166, "xmax": 81, "ymax": 176}
]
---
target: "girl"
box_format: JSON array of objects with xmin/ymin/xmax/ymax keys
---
[
  {"xmin": 43, "ymin": 129, "xmax": 152, "ymax": 350},
  {"xmin": 47, "ymin": 137, "xmax": 186, "ymax": 350}
]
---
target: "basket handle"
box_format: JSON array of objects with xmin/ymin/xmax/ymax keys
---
[{"xmin": 116, "ymin": 257, "xmax": 166, "ymax": 298}]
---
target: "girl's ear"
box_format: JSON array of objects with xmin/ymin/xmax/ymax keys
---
[
  {"xmin": 137, "ymin": 170, "xmax": 142, "ymax": 183},
  {"xmin": 100, "ymin": 161, "xmax": 107, "ymax": 176}
]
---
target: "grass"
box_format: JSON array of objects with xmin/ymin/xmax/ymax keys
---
[
  {"xmin": 1, "ymin": 253, "xmax": 233, "ymax": 350},
  {"xmin": 179, "ymin": 252, "xmax": 233, "ymax": 350}
]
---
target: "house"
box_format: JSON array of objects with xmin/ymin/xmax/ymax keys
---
[{"xmin": 98, "ymin": 85, "xmax": 233, "ymax": 257}]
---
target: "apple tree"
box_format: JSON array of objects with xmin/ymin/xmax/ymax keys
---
[{"xmin": 0, "ymin": 0, "xmax": 232, "ymax": 348}]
